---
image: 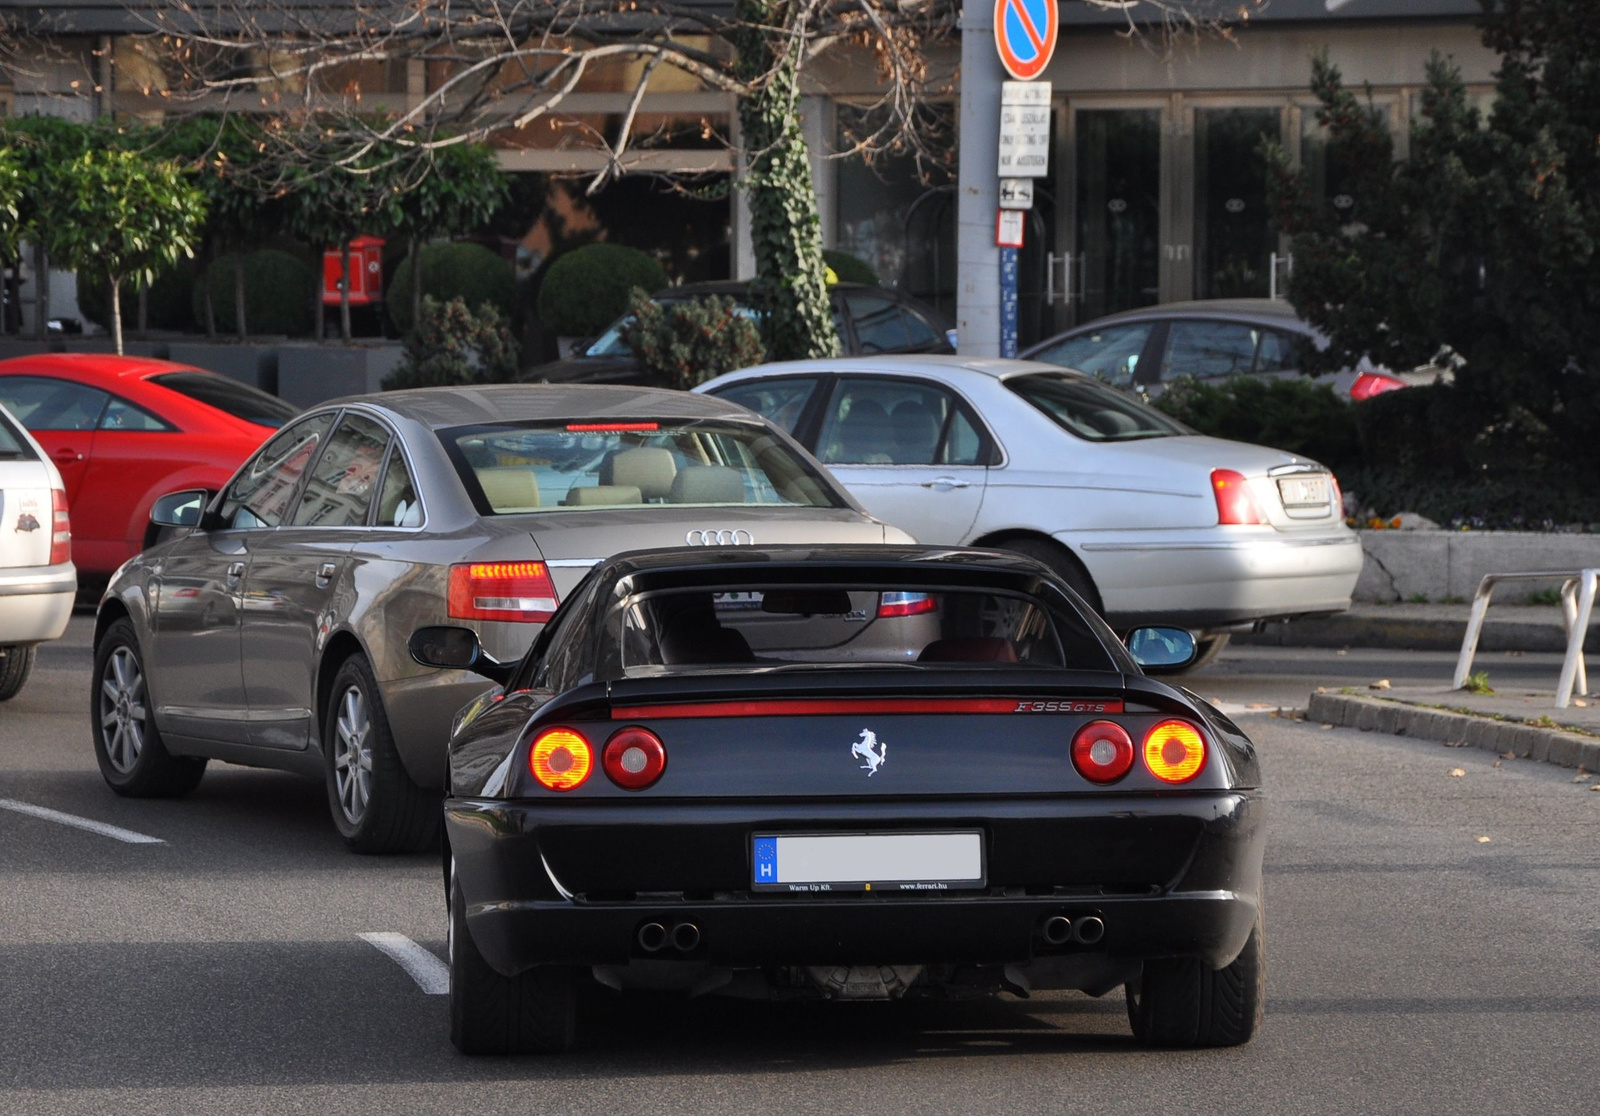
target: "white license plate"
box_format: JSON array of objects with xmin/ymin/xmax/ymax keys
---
[
  {"xmin": 752, "ymin": 831, "xmax": 985, "ymax": 892},
  {"xmin": 1277, "ymin": 476, "xmax": 1329, "ymax": 507}
]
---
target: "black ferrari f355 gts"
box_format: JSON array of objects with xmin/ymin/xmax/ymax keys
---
[{"xmin": 410, "ymin": 545, "xmax": 1265, "ymax": 1054}]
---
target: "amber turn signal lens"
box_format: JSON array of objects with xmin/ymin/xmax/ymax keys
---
[
  {"xmin": 602, "ymin": 727, "xmax": 667, "ymax": 790},
  {"xmin": 529, "ymin": 727, "xmax": 592, "ymax": 791},
  {"xmin": 1071, "ymin": 720, "xmax": 1134, "ymax": 783},
  {"xmin": 1143, "ymin": 720, "xmax": 1207, "ymax": 783}
]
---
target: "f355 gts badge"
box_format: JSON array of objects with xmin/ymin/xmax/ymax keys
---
[{"xmin": 851, "ymin": 728, "xmax": 887, "ymax": 776}]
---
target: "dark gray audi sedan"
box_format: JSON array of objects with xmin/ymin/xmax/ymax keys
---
[{"xmin": 90, "ymin": 385, "xmax": 908, "ymax": 852}]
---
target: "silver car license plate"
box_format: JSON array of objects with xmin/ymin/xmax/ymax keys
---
[
  {"xmin": 752, "ymin": 831, "xmax": 985, "ymax": 892},
  {"xmin": 1277, "ymin": 476, "xmax": 1329, "ymax": 507}
]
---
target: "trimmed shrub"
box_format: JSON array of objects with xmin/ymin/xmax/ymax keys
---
[
  {"xmin": 384, "ymin": 296, "xmax": 520, "ymax": 390},
  {"xmin": 388, "ymin": 242, "xmax": 517, "ymax": 335},
  {"xmin": 621, "ymin": 288, "xmax": 765, "ymax": 391},
  {"xmin": 191, "ymin": 249, "xmax": 315, "ymax": 336},
  {"xmin": 823, "ymin": 249, "xmax": 878, "ymax": 286},
  {"xmin": 537, "ymin": 243, "xmax": 668, "ymax": 338},
  {"xmin": 1153, "ymin": 374, "xmax": 1361, "ymax": 473},
  {"xmin": 76, "ymin": 261, "xmax": 196, "ymax": 333}
]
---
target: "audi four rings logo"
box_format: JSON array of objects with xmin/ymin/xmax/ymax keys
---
[{"xmin": 686, "ymin": 529, "xmax": 755, "ymax": 546}]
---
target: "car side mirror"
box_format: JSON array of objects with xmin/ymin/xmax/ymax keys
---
[
  {"xmin": 408, "ymin": 625, "xmax": 512, "ymax": 685},
  {"xmin": 1125, "ymin": 626, "xmax": 1198, "ymax": 671},
  {"xmin": 150, "ymin": 489, "xmax": 210, "ymax": 528}
]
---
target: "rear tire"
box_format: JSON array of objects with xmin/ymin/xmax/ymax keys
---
[
  {"xmin": 91, "ymin": 619, "xmax": 207, "ymax": 797},
  {"xmin": 1127, "ymin": 911, "xmax": 1264, "ymax": 1047},
  {"xmin": 0, "ymin": 644, "xmax": 36, "ymax": 701},
  {"xmin": 449, "ymin": 862, "xmax": 576, "ymax": 1055},
  {"xmin": 323, "ymin": 653, "xmax": 439, "ymax": 854},
  {"xmin": 991, "ymin": 536, "xmax": 1104, "ymax": 615}
]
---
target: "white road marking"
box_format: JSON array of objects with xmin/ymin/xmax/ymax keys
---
[
  {"xmin": 360, "ymin": 932, "xmax": 449, "ymax": 995},
  {"xmin": 0, "ymin": 798, "xmax": 165, "ymax": 844}
]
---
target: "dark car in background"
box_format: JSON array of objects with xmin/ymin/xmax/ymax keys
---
[{"xmin": 527, "ymin": 281, "xmax": 956, "ymax": 387}]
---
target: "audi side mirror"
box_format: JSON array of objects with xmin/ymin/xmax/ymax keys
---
[
  {"xmin": 408, "ymin": 626, "xmax": 512, "ymax": 685},
  {"xmin": 1125, "ymin": 627, "xmax": 1197, "ymax": 671}
]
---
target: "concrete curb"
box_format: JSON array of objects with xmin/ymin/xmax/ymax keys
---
[
  {"xmin": 1305, "ymin": 692, "xmax": 1600, "ymax": 771},
  {"xmin": 1239, "ymin": 615, "xmax": 1595, "ymax": 653}
]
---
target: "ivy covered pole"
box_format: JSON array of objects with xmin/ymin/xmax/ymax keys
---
[
  {"xmin": 44, "ymin": 149, "xmax": 206, "ymax": 355},
  {"xmin": 731, "ymin": 0, "xmax": 840, "ymax": 361}
]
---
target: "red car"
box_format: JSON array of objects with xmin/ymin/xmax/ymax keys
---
[{"xmin": 0, "ymin": 355, "xmax": 297, "ymax": 578}]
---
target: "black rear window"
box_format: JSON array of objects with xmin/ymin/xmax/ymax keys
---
[
  {"xmin": 0, "ymin": 406, "xmax": 35, "ymax": 459},
  {"xmin": 150, "ymin": 372, "xmax": 299, "ymax": 428}
]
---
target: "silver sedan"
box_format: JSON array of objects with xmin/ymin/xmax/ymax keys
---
[
  {"xmin": 697, "ymin": 356, "xmax": 1363, "ymax": 665},
  {"xmin": 91, "ymin": 384, "xmax": 908, "ymax": 852}
]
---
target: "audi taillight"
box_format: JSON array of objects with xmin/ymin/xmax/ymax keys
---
[
  {"xmin": 1143, "ymin": 720, "xmax": 1207, "ymax": 783},
  {"xmin": 1211, "ymin": 469, "xmax": 1267, "ymax": 525},
  {"xmin": 448, "ymin": 561, "xmax": 558, "ymax": 623},
  {"xmin": 602, "ymin": 726, "xmax": 667, "ymax": 790},
  {"xmin": 50, "ymin": 489, "xmax": 71, "ymax": 566},
  {"xmin": 529, "ymin": 727, "xmax": 592, "ymax": 791},
  {"xmin": 1071, "ymin": 721, "xmax": 1135, "ymax": 783},
  {"xmin": 878, "ymin": 591, "xmax": 937, "ymax": 618}
]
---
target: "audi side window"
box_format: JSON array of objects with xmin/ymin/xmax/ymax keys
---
[
  {"xmin": 221, "ymin": 413, "xmax": 336, "ymax": 529},
  {"xmin": 290, "ymin": 414, "xmax": 391, "ymax": 528},
  {"xmin": 100, "ymin": 396, "xmax": 174, "ymax": 432},
  {"xmin": 0, "ymin": 375, "xmax": 110, "ymax": 431}
]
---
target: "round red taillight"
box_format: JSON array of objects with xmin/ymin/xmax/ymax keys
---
[
  {"xmin": 603, "ymin": 727, "xmax": 667, "ymax": 790},
  {"xmin": 529, "ymin": 727, "xmax": 592, "ymax": 791},
  {"xmin": 1143, "ymin": 720, "xmax": 1207, "ymax": 783},
  {"xmin": 1071, "ymin": 721, "xmax": 1135, "ymax": 783}
]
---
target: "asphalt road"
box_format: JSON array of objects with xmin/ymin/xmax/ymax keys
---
[{"xmin": 3, "ymin": 618, "xmax": 1598, "ymax": 1114}]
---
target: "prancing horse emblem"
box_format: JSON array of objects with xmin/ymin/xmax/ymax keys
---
[{"xmin": 851, "ymin": 728, "xmax": 887, "ymax": 776}]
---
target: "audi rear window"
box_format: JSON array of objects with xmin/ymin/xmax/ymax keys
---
[
  {"xmin": 438, "ymin": 419, "xmax": 846, "ymax": 514},
  {"xmin": 0, "ymin": 407, "xmax": 35, "ymax": 459},
  {"xmin": 149, "ymin": 372, "xmax": 300, "ymax": 428}
]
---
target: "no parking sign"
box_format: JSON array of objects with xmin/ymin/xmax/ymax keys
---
[{"xmin": 993, "ymin": 0, "xmax": 1057, "ymax": 81}]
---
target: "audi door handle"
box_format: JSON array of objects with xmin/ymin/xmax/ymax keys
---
[
  {"xmin": 226, "ymin": 561, "xmax": 245, "ymax": 582},
  {"xmin": 52, "ymin": 448, "xmax": 84, "ymax": 463},
  {"xmin": 921, "ymin": 476, "xmax": 970, "ymax": 489},
  {"xmin": 315, "ymin": 562, "xmax": 338, "ymax": 588}
]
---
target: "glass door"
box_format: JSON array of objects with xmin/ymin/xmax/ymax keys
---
[
  {"xmin": 1074, "ymin": 108, "xmax": 1162, "ymax": 322},
  {"xmin": 1193, "ymin": 107, "xmax": 1282, "ymax": 299}
]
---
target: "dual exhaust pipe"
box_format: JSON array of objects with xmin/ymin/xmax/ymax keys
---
[
  {"xmin": 1041, "ymin": 914, "xmax": 1105, "ymax": 947},
  {"xmin": 637, "ymin": 921, "xmax": 700, "ymax": 954}
]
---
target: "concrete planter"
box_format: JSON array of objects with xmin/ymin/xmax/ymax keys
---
[
  {"xmin": 275, "ymin": 343, "xmax": 405, "ymax": 408},
  {"xmin": 54, "ymin": 338, "xmax": 171, "ymax": 359},
  {"xmin": 0, "ymin": 338, "xmax": 59, "ymax": 360},
  {"xmin": 166, "ymin": 341, "xmax": 282, "ymax": 394},
  {"xmin": 1356, "ymin": 530, "xmax": 1600, "ymax": 602}
]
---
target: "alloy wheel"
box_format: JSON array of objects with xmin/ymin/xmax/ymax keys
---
[
  {"xmin": 99, "ymin": 647, "xmax": 147, "ymax": 774},
  {"xmin": 332, "ymin": 684, "xmax": 374, "ymax": 825}
]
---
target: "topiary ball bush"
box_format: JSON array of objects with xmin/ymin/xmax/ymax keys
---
[
  {"xmin": 388, "ymin": 242, "xmax": 517, "ymax": 335},
  {"xmin": 191, "ymin": 249, "xmax": 315, "ymax": 336},
  {"xmin": 823, "ymin": 249, "xmax": 878, "ymax": 286},
  {"xmin": 77, "ymin": 261, "xmax": 196, "ymax": 333},
  {"xmin": 536, "ymin": 243, "xmax": 668, "ymax": 339}
]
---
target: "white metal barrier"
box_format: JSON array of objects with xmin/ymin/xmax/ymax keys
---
[{"xmin": 1452, "ymin": 569, "xmax": 1599, "ymax": 709}]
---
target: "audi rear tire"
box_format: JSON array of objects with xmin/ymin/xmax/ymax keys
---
[{"xmin": 323, "ymin": 653, "xmax": 439, "ymax": 854}]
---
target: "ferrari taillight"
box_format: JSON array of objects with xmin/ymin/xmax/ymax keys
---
[
  {"xmin": 1211, "ymin": 469, "xmax": 1267, "ymax": 525},
  {"xmin": 448, "ymin": 561, "xmax": 558, "ymax": 623},
  {"xmin": 878, "ymin": 592, "xmax": 936, "ymax": 618},
  {"xmin": 1071, "ymin": 721, "xmax": 1134, "ymax": 783},
  {"xmin": 529, "ymin": 727, "xmax": 592, "ymax": 791},
  {"xmin": 602, "ymin": 726, "xmax": 667, "ymax": 790},
  {"xmin": 1142, "ymin": 720, "xmax": 1207, "ymax": 783},
  {"xmin": 50, "ymin": 488, "xmax": 71, "ymax": 566}
]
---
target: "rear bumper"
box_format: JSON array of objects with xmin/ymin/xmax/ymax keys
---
[
  {"xmin": 447, "ymin": 791, "xmax": 1264, "ymax": 977},
  {"xmin": 0, "ymin": 563, "xmax": 76, "ymax": 644}
]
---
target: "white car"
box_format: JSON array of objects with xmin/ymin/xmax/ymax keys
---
[
  {"xmin": 0, "ymin": 402, "xmax": 75, "ymax": 700},
  {"xmin": 697, "ymin": 356, "xmax": 1362, "ymax": 666}
]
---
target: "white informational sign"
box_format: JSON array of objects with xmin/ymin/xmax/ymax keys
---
[
  {"xmin": 996, "ymin": 209, "xmax": 1025, "ymax": 248},
  {"xmin": 997, "ymin": 81, "xmax": 1051, "ymax": 178},
  {"xmin": 998, "ymin": 178, "xmax": 1034, "ymax": 210}
]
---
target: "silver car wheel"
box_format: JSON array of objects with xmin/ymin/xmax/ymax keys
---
[
  {"xmin": 99, "ymin": 646, "xmax": 147, "ymax": 774},
  {"xmin": 332, "ymin": 684, "xmax": 374, "ymax": 825}
]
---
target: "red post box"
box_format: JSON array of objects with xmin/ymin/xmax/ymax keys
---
[{"xmin": 322, "ymin": 235, "xmax": 386, "ymax": 306}]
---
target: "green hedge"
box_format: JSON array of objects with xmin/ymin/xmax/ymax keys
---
[
  {"xmin": 823, "ymin": 249, "xmax": 878, "ymax": 286},
  {"xmin": 191, "ymin": 249, "xmax": 315, "ymax": 336},
  {"xmin": 76, "ymin": 262, "xmax": 196, "ymax": 333},
  {"xmin": 388, "ymin": 242, "xmax": 516, "ymax": 335},
  {"xmin": 536, "ymin": 243, "xmax": 668, "ymax": 338},
  {"xmin": 1153, "ymin": 374, "xmax": 1361, "ymax": 473}
]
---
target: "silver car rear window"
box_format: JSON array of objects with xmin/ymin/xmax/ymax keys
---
[
  {"xmin": 439, "ymin": 418, "xmax": 846, "ymax": 514},
  {"xmin": 1007, "ymin": 372, "xmax": 1189, "ymax": 442},
  {"xmin": 0, "ymin": 408, "xmax": 34, "ymax": 459}
]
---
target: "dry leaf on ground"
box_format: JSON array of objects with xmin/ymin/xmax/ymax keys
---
[
  {"xmin": 1449, "ymin": 768, "xmax": 1466, "ymax": 777},
  {"xmin": 1370, "ymin": 679, "xmax": 1392, "ymax": 690},
  {"xmin": 1476, "ymin": 836, "xmax": 1492, "ymax": 843}
]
